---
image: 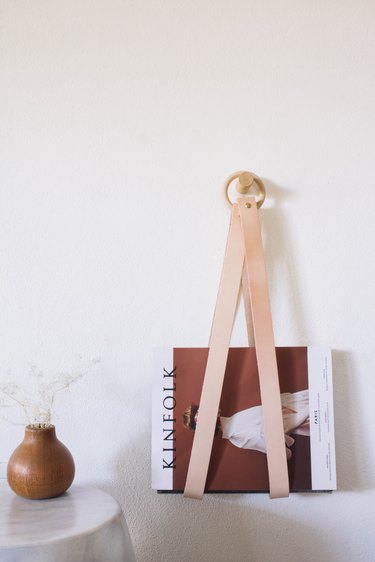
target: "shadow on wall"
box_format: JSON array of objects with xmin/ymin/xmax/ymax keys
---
[
  {"xmin": 260, "ymin": 182, "xmax": 373, "ymax": 493},
  {"xmin": 332, "ymin": 350, "xmax": 374, "ymax": 492},
  {"xmin": 124, "ymin": 492, "xmax": 337, "ymax": 562},
  {"xmin": 101, "ymin": 436, "xmax": 338, "ymax": 562},
  {"xmin": 260, "ymin": 179, "xmax": 308, "ymax": 344}
]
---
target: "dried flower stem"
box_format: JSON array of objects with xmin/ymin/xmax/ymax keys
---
[{"xmin": 0, "ymin": 359, "xmax": 99, "ymax": 426}]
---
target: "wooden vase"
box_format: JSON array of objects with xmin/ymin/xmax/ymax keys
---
[{"xmin": 7, "ymin": 424, "xmax": 75, "ymax": 500}]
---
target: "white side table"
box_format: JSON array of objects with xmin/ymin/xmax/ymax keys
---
[{"xmin": 0, "ymin": 483, "xmax": 136, "ymax": 562}]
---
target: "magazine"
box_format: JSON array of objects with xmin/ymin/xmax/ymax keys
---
[{"xmin": 152, "ymin": 346, "xmax": 336, "ymax": 493}]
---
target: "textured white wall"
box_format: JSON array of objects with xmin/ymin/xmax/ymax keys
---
[{"xmin": 1, "ymin": 1, "xmax": 374, "ymax": 561}]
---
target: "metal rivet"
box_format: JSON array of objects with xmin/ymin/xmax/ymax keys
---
[{"xmin": 245, "ymin": 202, "xmax": 252, "ymax": 208}]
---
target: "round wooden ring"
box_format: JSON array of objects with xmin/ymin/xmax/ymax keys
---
[{"xmin": 224, "ymin": 170, "xmax": 266, "ymax": 208}]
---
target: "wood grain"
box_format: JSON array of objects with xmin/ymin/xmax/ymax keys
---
[{"xmin": 7, "ymin": 425, "xmax": 75, "ymax": 500}]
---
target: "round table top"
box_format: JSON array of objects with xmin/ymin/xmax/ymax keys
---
[{"xmin": 0, "ymin": 483, "xmax": 123, "ymax": 548}]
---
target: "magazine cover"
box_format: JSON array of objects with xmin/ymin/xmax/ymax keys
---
[{"xmin": 152, "ymin": 347, "xmax": 336, "ymax": 493}]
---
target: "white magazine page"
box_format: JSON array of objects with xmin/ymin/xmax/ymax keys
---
[{"xmin": 308, "ymin": 347, "xmax": 337, "ymax": 490}]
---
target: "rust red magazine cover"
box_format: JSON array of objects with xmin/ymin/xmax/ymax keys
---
[{"xmin": 152, "ymin": 347, "xmax": 336, "ymax": 493}]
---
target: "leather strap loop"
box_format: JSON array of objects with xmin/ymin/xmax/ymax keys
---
[{"xmin": 184, "ymin": 198, "xmax": 289, "ymax": 499}]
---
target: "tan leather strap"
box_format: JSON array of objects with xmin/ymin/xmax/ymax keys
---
[
  {"xmin": 242, "ymin": 264, "xmax": 254, "ymax": 346},
  {"xmin": 184, "ymin": 205, "xmax": 244, "ymax": 499},
  {"xmin": 238, "ymin": 197, "xmax": 289, "ymax": 498},
  {"xmin": 183, "ymin": 198, "xmax": 289, "ymax": 499}
]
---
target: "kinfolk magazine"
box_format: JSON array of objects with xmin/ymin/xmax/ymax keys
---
[{"xmin": 152, "ymin": 347, "xmax": 336, "ymax": 493}]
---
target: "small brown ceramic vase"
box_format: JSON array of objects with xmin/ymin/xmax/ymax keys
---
[{"xmin": 7, "ymin": 424, "xmax": 75, "ymax": 499}]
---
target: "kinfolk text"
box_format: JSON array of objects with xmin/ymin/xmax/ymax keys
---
[{"xmin": 162, "ymin": 367, "xmax": 176, "ymax": 469}]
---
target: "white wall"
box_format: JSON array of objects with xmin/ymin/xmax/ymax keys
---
[{"xmin": 1, "ymin": 1, "xmax": 374, "ymax": 560}]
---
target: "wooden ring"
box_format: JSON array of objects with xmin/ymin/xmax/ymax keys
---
[{"xmin": 224, "ymin": 170, "xmax": 266, "ymax": 208}]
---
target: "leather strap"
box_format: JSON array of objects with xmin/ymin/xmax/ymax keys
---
[
  {"xmin": 242, "ymin": 264, "xmax": 254, "ymax": 346},
  {"xmin": 183, "ymin": 198, "xmax": 289, "ymax": 499},
  {"xmin": 238, "ymin": 197, "xmax": 289, "ymax": 498},
  {"xmin": 184, "ymin": 205, "xmax": 244, "ymax": 499}
]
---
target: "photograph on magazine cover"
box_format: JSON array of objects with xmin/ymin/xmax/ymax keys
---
[{"xmin": 175, "ymin": 347, "xmax": 311, "ymax": 492}]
